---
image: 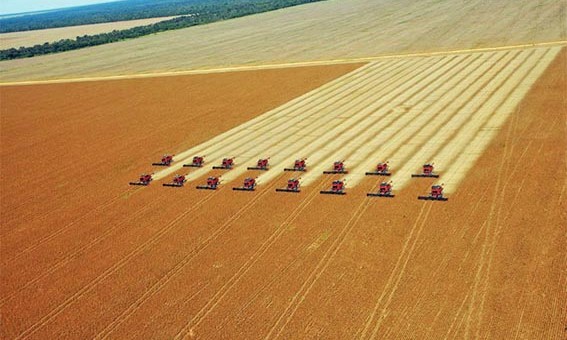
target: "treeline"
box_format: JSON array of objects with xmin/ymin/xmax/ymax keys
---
[
  {"xmin": 0, "ymin": 0, "xmax": 322, "ymax": 33},
  {"xmin": 0, "ymin": 0, "xmax": 323, "ymax": 61}
]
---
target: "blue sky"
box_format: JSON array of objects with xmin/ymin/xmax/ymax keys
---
[{"xmin": 0, "ymin": 0, "xmax": 121, "ymax": 15}]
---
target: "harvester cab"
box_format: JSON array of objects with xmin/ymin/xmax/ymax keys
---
[
  {"xmin": 320, "ymin": 180, "xmax": 346, "ymax": 195},
  {"xmin": 366, "ymin": 162, "xmax": 391, "ymax": 176},
  {"xmin": 163, "ymin": 174, "xmax": 187, "ymax": 187},
  {"xmin": 152, "ymin": 154, "xmax": 174, "ymax": 166},
  {"xmin": 284, "ymin": 158, "xmax": 307, "ymax": 172},
  {"xmin": 184, "ymin": 156, "xmax": 204, "ymax": 168},
  {"xmin": 276, "ymin": 178, "xmax": 301, "ymax": 193},
  {"xmin": 367, "ymin": 181, "xmax": 395, "ymax": 198},
  {"xmin": 196, "ymin": 176, "xmax": 220, "ymax": 190},
  {"xmin": 233, "ymin": 177, "xmax": 257, "ymax": 191},
  {"xmin": 418, "ymin": 184, "xmax": 448, "ymax": 201},
  {"xmin": 411, "ymin": 163, "xmax": 439, "ymax": 178},
  {"xmin": 248, "ymin": 158, "xmax": 270, "ymax": 171},
  {"xmin": 129, "ymin": 173, "xmax": 153, "ymax": 186},
  {"xmin": 323, "ymin": 161, "xmax": 348, "ymax": 174},
  {"xmin": 213, "ymin": 157, "xmax": 235, "ymax": 170}
]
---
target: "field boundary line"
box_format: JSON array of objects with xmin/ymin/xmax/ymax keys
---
[{"xmin": 1, "ymin": 41, "xmax": 565, "ymax": 87}]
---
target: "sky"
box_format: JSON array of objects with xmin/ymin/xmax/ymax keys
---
[{"xmin": 0, "ymin": 0, "xmax": 121, "ymax": 15}]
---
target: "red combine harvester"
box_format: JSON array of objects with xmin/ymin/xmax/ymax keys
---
[
  {"xmin": 129, "ymin": 173, "xmax": 153, "ymax": 186},
  {"xmin": 366, "ymin": 162, "xmax": 391, "ymax": 176},
  {"xmin": 411, "ymin": 163, "xmax": 439, "ymax": 178},
  {"xmin": 233, "ymin": 177, "xmax": 257, "ymax": 191},
  {"xmin": 163, "ymin": 174, "xmax": 187, "ymax": 187},
  {"xmin": 152, "ymin": 154, "xmax": 174, "ymax": 166},
  {"xmin": 320, "ymin": 180, "xmax": 346, "ymax": 195},
  {"xmin": 284, "ymin": 158, "xmax": 307, "ymax": 172},
  {"xmin": 418, "ymin": 185, "xmax": 448, "ymax": 201},
  {"xmin": 183, "ymin": 156, "xmax": 205, "ymax": 168},
  {"xmin": 248, "ymin": 158, "xmax": 270, "ymax": 171},
  {"xmin": 367, "ymin": 181, "xmax": 394, "ymax": 198},
  {"xmin": 323, "ymin": 161, "xmax": 348, "ymax": 174},
  {"xmin": 276, "ymin": 178, "xmax": 300, "ymax": 193},
  {"xmin": 213, "ymin": 157, "xmax": 235, "ymax": 170},
  {"xmin": 196, "ymin": 176, "xmax": 220, "ymax": 190}
]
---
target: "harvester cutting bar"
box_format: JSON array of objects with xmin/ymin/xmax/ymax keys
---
[
  {"xmin": 163, "ymin": 183, "xmax": 183, "ymax": 187},
  {"xmin": 417, "ymin": 195, "xmax": 448, "ymax": 201},
  {"xmin": 367, "ymin": 192, "xmax": 395, "ymax": 197},
  {"xmin": 196, "ymin": 185, "xmax": 217, "ymax": 190},
  {"xmin": 365, "ymin": 171, "xmax": 391, "ymax": 176},
  {"xmin": 129, "ymin": 181, "xmax": 150, "ymax": 186},
  {"xmin": 275, "ymin": 188, "xmax": 300, "ymax": 193},
  {"xmin": 412, "ymin": 173, "xmax": 439, "ymax": 178},
  {"xmin": 320, "ymin": 189, "xmax": 346, "ymax": 195}
]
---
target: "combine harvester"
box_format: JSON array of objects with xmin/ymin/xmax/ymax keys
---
[
  {"xmin": 183, "ymin": 156, "xmax": 205, "ymax": 168},
  {"xmin": 411, "ymin": 163, "xmax": 439, "ymax": 178},
  {"xmin": 323, "ymin": 161, "xmax": 348, "ymax": 174},
  {"xmin": 367, "ymin": 181, "xmax": 395, "ymax": 198},
  {"xmin": 284, "ymin": 158, "xmax": 307, "ymax": 172},
  {"xmin": 212, "ymin": 157, "xmax": 235, "ymax": 170},
  {"xmin": 196, "ymin": 176, "xmax": 221, "ymax": 190},
  {"xmin": 233, "ymin": 177, "xmax": 257, "ymax": 191},
  {"xmin": 365, "ymin": 162, "xmax": 391, "ymax": 176},
  {"xmin": 152, "ymin": 154, "xmax": 174, "ymax": 166},
  {"xmin": 129, "ymin": 173, "xmax": 153, "ymax": 186},
  {"xmin": 418, "ymin": 185, "xmax": 448, "ymax": 201},
  {"xmin": 247, "ymin": 158, "xmax": 270, "ymax": 171},
  {"xmin": 162, "ymin": 174, "xmax": 187, "ymax": 187},
  {"xmin": 276, "ymin": 178, "xmax": 301, "ymax": 193},
  {"xmin": 320, "ymin": 180, "xmax": 346, "ymax": 195}
]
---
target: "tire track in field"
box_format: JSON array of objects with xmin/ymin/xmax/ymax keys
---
[
  {"xmin": 263, "ymin": 182, "xmax": 378, "ymax": 340},
  {"xmin": 14, "ymin": 175, "xmax": 281, "ymax": 339},
  {"xmin": 440, "ymin": 47, "xmax": 561, "ymax": 193},
  {"xmin": 357, "ymin": 202, "xmax": 433, "ymax": 340},
  {"xmin": 472, "ymin": 92, "xmax": 562, "ymax": 338},
  {"xmin": 171, "ymin": 179, "xmax": 327, "ymax": 340}
]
